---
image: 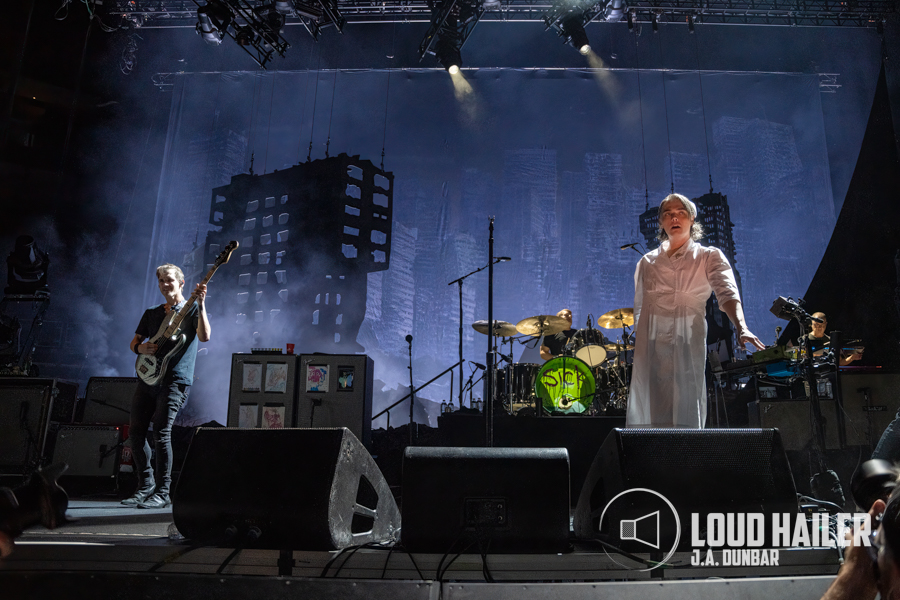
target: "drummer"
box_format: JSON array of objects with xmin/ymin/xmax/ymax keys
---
[{"xmin": 540, "ymin": 309, "xmax": 577, "ymax": 360}]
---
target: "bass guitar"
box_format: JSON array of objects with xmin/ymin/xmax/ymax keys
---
[{"xmin": 135, "ymin": 241, "xmax": 238, "ymax": 386}]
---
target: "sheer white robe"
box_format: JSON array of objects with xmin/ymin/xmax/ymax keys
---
[{"xmin": 626, "ymin": 239, "xmax": 741, "ymax": 428}]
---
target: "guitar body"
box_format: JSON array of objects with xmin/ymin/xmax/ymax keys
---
[
  {"xmin": 133, "ymin": 240, "xmax": 239, "ymax": 387},
  {"xmin": 135, "ymin": 331, "xmax": 187, "ymax": 386}
]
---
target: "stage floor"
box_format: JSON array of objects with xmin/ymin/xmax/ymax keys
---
[{"xmin": 0, "ymin": 500, "xmax": 842, "ymax": 600}]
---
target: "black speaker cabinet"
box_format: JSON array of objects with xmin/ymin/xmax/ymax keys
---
[
  {"xmin": 296, "ymin": 354, "xmax": 373, "ymax": 447},
  {"xmin": 401, "ymin": 446, "xmax": 570, "ymax": 553},
  {"xmin": 840, "ymin": 373, "xmax": 900, "ymax": 448},
  {"xmin": 81, "ymin": 377, "xmax": 139, "ymax": 425},
  {"xmin": 748, "ymin": 400, "xmax": 841, "ymax": 451},
  {"xmin": 172, "ymin": 427, "xmax": 400, "ymax": 550},
  {"xmin": 49, "ymin": 381, "xmax": 79, "ymax": 424},
  {"xmin": 52, "ymin": 425, "xmax": 121, "ymax": 477},
  {"xmin": 0, "ymin": 378, "xmax": 55, "ymax": 473},
  {"xmin": 574, "ymin": 429, "xmax": 798, "ymax": 550},
  {"xmin": 226, "ymin": 354, "xmax": 300, "ymax": 429}
]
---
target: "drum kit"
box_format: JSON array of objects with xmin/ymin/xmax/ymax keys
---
[{"xmin": 472, "ymin": 308, "xmax": 636, "ymax": 417}]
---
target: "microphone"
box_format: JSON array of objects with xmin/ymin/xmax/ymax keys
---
[
  {"xmin": 405, "ymin": 334, "xmax": 413, "ymax": 344},
  {"xmin": 620, "ymin": 243, "xmax": 638, "ymax": 250},
  {"xmin": 496, "ymin": 257, "xmax": 512, "ymax": 262},
  {"xmin": 810, "ymin": 316, "xmax": 824, "ymax": 323},
  {"xmin": 470, "ymin": 361, "xmax": 487, "ymax": 370}
]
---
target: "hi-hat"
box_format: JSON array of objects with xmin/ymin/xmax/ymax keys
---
[
  {"xmin": 472, "ymin": 320, "xmax": 519, "ymax": 337},
  {"xmin": 596, "ymin": 308, "xmax": 635, "ymax": 329},
  {"xmin": 516, "ymin": 315, "xmax": 570, "ymax": 336},
  {"xmin": 602, "ymin": 343, "xmax": 634, "ymax": 352}
]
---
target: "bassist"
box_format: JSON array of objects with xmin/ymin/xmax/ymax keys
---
[{"xmin": 124, "ymin": 264, "xmax": 211, "ymax": 509}]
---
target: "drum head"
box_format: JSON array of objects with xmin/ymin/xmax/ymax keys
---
[
  {"xmin": 575, "ymin": 344, "xmax": 608, "ymax": 367},
  {"xmin": 535, "ymin": 356, "xmax": 596, "ymax": 414}
]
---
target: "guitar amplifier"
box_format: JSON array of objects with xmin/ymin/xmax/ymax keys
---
[
  {"xmin": 296, "ymin": 354, "xmax": 373, "ymax": 447},
  {"xmin": 81, "ymin": 377, "xmax": 139, "ymax": 425},
  {"xmin": 0, "ymin": 378, "xmax": 55, "ymax": 473},
  {"xmin": 840, "ymin": 373, "xmax": 900, "ymax": 448},
  {"xmin": 52, "ymin": 425, "xmax": 121, "ymax": 478},
  {"xmin": 748, "ymin": 399, "xmax": 841, "ymax": 451}
]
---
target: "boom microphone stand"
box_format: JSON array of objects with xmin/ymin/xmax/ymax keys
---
[{"xmin": 449, "ymin": 258, "xmax": 512, "ymax": 410}]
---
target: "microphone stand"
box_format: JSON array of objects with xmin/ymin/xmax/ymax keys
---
[
  {"xmin": 486, "ymin": 217, "xmax": 495, "ymax": 448},
  {"xmin": 407, "ymin": 335, "xmax": 415, "ymax": 445},
  {"xmin": 449, "ymin": 256, "xmax": 510, "ymax": 411}
]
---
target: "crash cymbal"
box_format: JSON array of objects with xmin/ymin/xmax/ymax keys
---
[
  {"xmin": 472, "ymin": 320, "xmax": 519, "ymax": 337},
  {"xmin": 602, "ymin": 343, "xmax": 634, "ymax": 352},
  {"xmin": 516, "ymin": 315, "xmax": 570, "ymax": 337},
  {"xmin": 596, "ymin": 308, "xmax": 635, "ymax": 329}
]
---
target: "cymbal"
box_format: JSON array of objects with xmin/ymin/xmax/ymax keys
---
[
  {"xmin": 472, "ymin": 320, "xmax": 519, "ymax": 337},
  {"xmin": 596, "ymin": 308, "xmax": 635, "ymax": 329},
  {"xmin": 602, "ymin": 343, "xmax": 634, "ymax": 351},
  {"xmin": 516, "ymin": 315, "xmax": 570, "ymax": 337}
]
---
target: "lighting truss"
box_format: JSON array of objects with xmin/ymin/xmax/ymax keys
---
[
  {"xmin": 544, "ymin": 0, "xmax": 625, "ymax": 52},
  {"xmin": 275, "ymin": 0, "xmax": 346, "ymax": 40},
  {"xmin": 108, "ymin": 0, "xmax": 895, "ymax": 27},
  {"xmin": 418, "ymin": 0, "xmax": 485, "ymax": 68},
  {"xmin": 191, "ymin": 0, "xmax": 292, "ymax": 68}
]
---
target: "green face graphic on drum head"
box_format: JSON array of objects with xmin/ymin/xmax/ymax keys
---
[{"xmin": 535, "ymin": 356, "xmax": 596, "ymax": 414}]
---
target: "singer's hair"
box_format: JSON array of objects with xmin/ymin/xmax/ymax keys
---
[
  {"xmin": 656, "ymin": 193, "xmax": 704, "ymax": 242},
  {"xmin": 156, "ymin": 264, "xmax": 185, "ymax": 284}
]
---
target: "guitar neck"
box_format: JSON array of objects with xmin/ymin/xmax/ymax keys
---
[{"xmin": 163, "ymin": 265, "xmax": 218, "ymax": 337}]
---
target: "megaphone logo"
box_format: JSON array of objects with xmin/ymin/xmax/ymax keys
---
[{"xmin": 619, "ymin": 510, "xmax": 659, "ymax": 549}]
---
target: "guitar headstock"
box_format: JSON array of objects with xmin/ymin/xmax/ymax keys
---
[{"xmin": 215, "ymin": 241, "xmax": 239, "ymax": 267}]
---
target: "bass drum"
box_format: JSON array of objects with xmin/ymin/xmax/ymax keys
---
[{"xmin": 534, "ymin": 356, "xmax": 596, "ymax": 415}]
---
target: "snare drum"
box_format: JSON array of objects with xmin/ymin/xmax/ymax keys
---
[
  {"xmin": 568, "ymin": 328, "xmax": 609, "ymax": 367},
  {"xmin": 534, "ymin": 356, "xmax": 596, "ymax": 414}
]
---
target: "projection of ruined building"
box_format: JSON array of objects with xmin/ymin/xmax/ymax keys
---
[{"xmin": 205, "ymin": 153, "xmax": 393, "ymax": 352}]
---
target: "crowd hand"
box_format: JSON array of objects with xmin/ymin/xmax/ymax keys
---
[
  {"xmin": 739, "ymin": 329, "xmax": 766, "ymax": 350},
  {"xmin": 0, "ymin": 531, "xmax": 12, "ymax": 559}
]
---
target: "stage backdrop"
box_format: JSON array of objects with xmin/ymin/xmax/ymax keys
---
[{"xmin": 150, "ymin": 68, "xmax": 838, "ymax": 426}]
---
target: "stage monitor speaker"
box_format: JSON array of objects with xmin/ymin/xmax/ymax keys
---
[
  {"xmin": 748, "ymin": 400, "xmax": 841, "ymax": 451},
  {"xmin": 401, "ymin": 446, "xmax": 570, "ymax": 553},
  {"xmin": 81, "ymin": 377, "xmax": 139, "ymax": 425},
  {"xmin": 226, "ymin": 354, "xmax": 299, "ymax": 429},
  {"xmin": 573, "ymin": 428, "xmax": 797, "ymax": 551},
  {"xmin": 840, "ymin": 373, "xmax": 900, "ymax": 448},
  {"xmin": 0, "ymin": 379, "xmax": 55, "ymax": 473},
  {"xmin": 172, "ymin": 427, "xmax": 400, "ymax": 550},
  {"xmin": 49, "ymin": 381, "xmax": 79, "ymax": 424},
  {"xmin": 52, "ymin": 425, "xmax": 121, "ymax": 477},
  {"xmin": 296, "ymin": 354, "xmax": 373, "ymax": 447}
]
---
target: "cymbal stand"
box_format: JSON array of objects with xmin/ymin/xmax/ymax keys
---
[{"xmin": 486, "ymin": 217, "xmax": 495, "ymax": 447}]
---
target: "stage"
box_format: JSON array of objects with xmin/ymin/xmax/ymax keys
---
[{"xmin": 1, "ymin": 499, "xmax": 841, "ymax": 600}]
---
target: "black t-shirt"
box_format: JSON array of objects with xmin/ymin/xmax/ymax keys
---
[
  {"xmin": 136, "ymin": 302, "xmax": 200, "ymax": 386},
  {"xmin": 543, "ymin": 329, "xmax": 577, "ymax": 357}
]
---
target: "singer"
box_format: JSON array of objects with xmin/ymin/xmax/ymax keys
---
[{"xmin": 627, "ymin": 194, "xmax": 765, "ymax": 429}]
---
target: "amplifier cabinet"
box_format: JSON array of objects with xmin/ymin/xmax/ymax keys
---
[
  {"xmin": 52, "ymin": 424, "xmax": 121, "ymax": 478},
  {"xmin": 0, "ymin": 378, "xmax": 56, "ymax": 473},
  {"xmin": 840, "ymin": 373, "xmax": 900, "ymax": 448},
  {"xmin": 748, "ymin": 399, "xmax": 841, "ymax": 451},
  {"xmin": 81, "ymin": 377, "xmax": 138, "ymax": 425},
  {"xmin": 226, "ymin": 354, "xmax": 300, "ymax": 429},
  {"xmin": 296, "ymin": 354, "xmax": 373, "ymax": 447}
]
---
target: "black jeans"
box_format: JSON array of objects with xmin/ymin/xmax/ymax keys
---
[{"xmin": 129, "ymin": 381, "xmax": 190, "ymax": 496}]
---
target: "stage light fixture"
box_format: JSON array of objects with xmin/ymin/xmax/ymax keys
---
[
  {"xmin": 196, "ymin": 1, "xmax": 232, "ymax": 45},
  {"xmin": 626, "ymin": 9, "xmax": 633, "ymax": 30},
  {"xmin": 652, "ymin": 11, "xmax": 659, "ymax": 32},
  {"xmin": 418, "ymin": 0, "xmax": 483, "ymax": 72},
  {"xmin": 436, "ymin": 36, "xmax": 462, "ymax": 73},
  {"xmin": 688, "ymin": 13, "xmax": 695, "ymax": 32},
  {"xmin": 562, "ymin": 16, "xmax": 591, "ymax": 55},
  {"xmin": 5, "ymin": 236, "xmax": 49, "ymax": 296},
  {"xmin": 544, "ymin": 0, "xmax": 624, "ymax": 55}
]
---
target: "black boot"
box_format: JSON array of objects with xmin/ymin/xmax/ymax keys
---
[
  {"xmin": 137, "ymin": 492, "xmax": 171, "ymax": 509},
  {"xmin": 121, "ymin": 480, "xmax": 156, "ymax": 506}
]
